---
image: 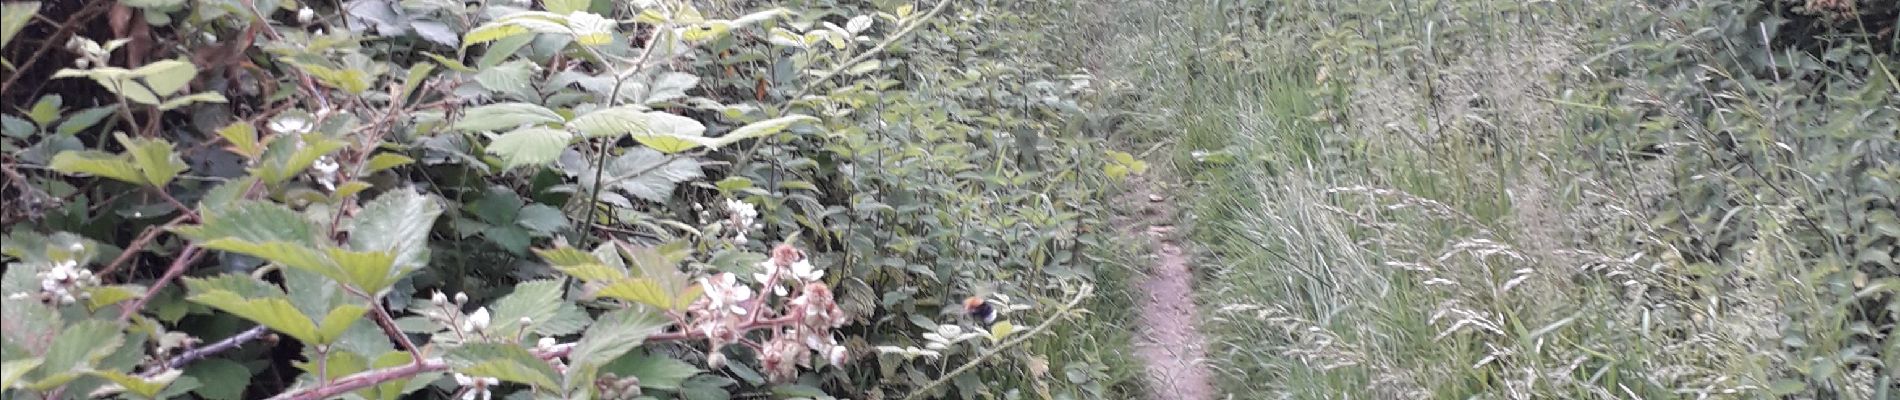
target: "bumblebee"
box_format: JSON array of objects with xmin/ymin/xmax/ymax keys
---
[{"xmin": 963, "ymin": 296, "xmax": 997, "ymax": 323}]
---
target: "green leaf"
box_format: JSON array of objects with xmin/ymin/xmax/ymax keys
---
[
  {"xmin": 121, "ymin": 59, "xmax": 198, "ymax": 104},
  {"xmin": 84, "ymin": 284, "xmax": 145, "ymax": 311},
  {"xmin": 41, "ymin": 320, "xmax": 126, "ymax": 374},
  {"xmin": 173, "ymin": 200, "xmax": 315, "ymax": 244},
  {"xmin": 712, "ymin": 115, "xmax": 817, "ymax": 147},
  {"xmin": 183, "ymin": 359, "xmax": 252, "ymax": 400},
  {"xmin": 1768, "ymin": 379, "xmax": 1806, "ymax": 395},
  {"xmin": 400, "ymin": 63, "xmax": 436, "ymax": 101},
  {"xmin": 543, "ymin": 0, "xmax": 588, "ymax": 14},
  {"xmin": 55, "ymin": 106, "xmax": 117, "ymax": 135},
  {"xmin": 186, "ymin": 290, "xmax": 322, "ymax": 344},
  {"xmin": 488, "ymin": 280, "xmax": 564, "ymax": 334},
  {"xmin": 463, "ymin": 23, "xmax": 532, "ymax": 49},
  {"xmin": 253, "ymin": 133, "xmax": 346, "ymax": 184},
  {"xmin": 50, "ymin": 150, "xmax": 146, "ymax": 185},
  {"xmin": 117, "ymin": 133, "xmax": 189, "ymax": 188},
  {"xmin": 554, "ymin": 263, "xmax": 627, "ymax": 283},
  {"xmin": 534, "ymin": 246, "xmax": 600, "ymax": 267},
  {"xmin": 91, "ymin": 369, "xmax": 180, "ymax": 399},
  {"xmin": 453, "ymin": 103, "xmax": 564, "ymax": 132},
  {"xmin": 602, "ymin": 352, "xmax": 699, "ymax": 391},
  {"xmin": 315, "ymin": 304, "xmax": 370, "ymax": 344},
  {"xmin": 485, "ymin": 127, "xmax": 573, "ymax": 169},
  {"xmin": 27, "ymin": 95, "xmax": 60, "ymax": 125},
  {"xmin": 584, "ymin": 148, "xmax": 703, "ymax": 202},
  {"xmin": 365, "ymin": 153, "xmax": 415, "ymax": 173},
  {"xmin": 567, "ymin": 107, "xmax": 715, "ymax": 153},
  {"xmin": 294, "ymin": 63, "xmax": 372, "ymax": 95},
  {"xmin": 1, "ymin": 358, "xmax": 41, "ymax": 391},
  {"xmin": 326, "ymin": 248, "xmax": 399, "ymax": 293},
  {"xmin": 569, "ymin": 308, "xmax": 667, "ymax": 368},
  {"xmin": 988, "ymin": 320, "xmax": 1016, "ymax": 342},
  {"xmin": 156, "ymin": 91, "xmax": 228, "ymax": 111},
  {"xmin": 446, "ymin": 343, "xmax": 562, "ymax": 389},
  {"xmin": 216, "ymin": 122, "xmax": 260, "ymax": 157},
  {"xmin": 515, "ymin": 204, "xmax": 568, "ymax": 235},
  {"xmin": 197, "ymin": 239, "xmax": 335, "ymax": 278},
  {"xmin": 348, "ymin": 188, "xmax": 444, "ymax": 273},
  {"xmin": 0, "ymin": 2, "xmax": 37, "ymax": 49},
  {"xmin": 593, "ymin": 278, "xmax": 692, "ymax": 310},
  {"xmin": 2, "ymin": 114, "xmax": 33, "ymax": 138},
  {"xmin": 566, "ymin": 11, "xmax": 614, "ymax": 46}
]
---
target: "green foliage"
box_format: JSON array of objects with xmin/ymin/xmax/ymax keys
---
[
  {"xmin": 2, "ymin": 0, "xmax": 1142, "ymax": 399},
  {"xmin": 1113, "ymin": 0, "xmax": 1898, "ymax": 398}
]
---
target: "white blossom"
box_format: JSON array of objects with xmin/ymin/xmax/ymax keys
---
[
  {"xmin": 699, "ymin": 273, "xmax": 753, "ymax": 315},
  {"xmin": 463, "ymin": 307, "xmax": 491, "ymax": 333}
]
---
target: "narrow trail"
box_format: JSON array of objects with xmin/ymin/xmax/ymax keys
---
[{"xmin": 1120, "ymin": 178, "xmax": 1216, "ymax": 400}]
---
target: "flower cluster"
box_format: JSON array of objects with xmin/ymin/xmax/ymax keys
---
[
  {"xmin": 33, "ymin": 259, "xmax": 99, "ymax": 305},
  {"xmin": 685, "ymin": 243, "xmax": 851, "ymax": 382},
  {"xmin": 696, "ymin": 198, "xmax": 761, "ymax": 245}
]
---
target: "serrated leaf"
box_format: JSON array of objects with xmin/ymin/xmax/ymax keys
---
[
  {"xmin": 602, "ymin": 352, "xmax": 699, "ymax": 391},
  {"xmin": 348, "ymin": 188, "xmax": 444, "ymax": 274},
  {"xmin": 42, "ymin": 320, "xmax": 127, "ymax": 374},
  {"xmin": 198, "ymin": 239, "xmax": 335, "ymax": 278},
  {"xmin": 570, "ymin": 308, "xmax": 667, "ymax": 369},
  {"xmin": 295, "ymin": 63, "xmax": 372, "ymax": 95},
  {"xmin": 486, "ymin": 127, "xmax": 573, "ymax": 169},
  {"xmin": 554, "ymin": 263, "xmax": 627, "ymax": 283},
  {"xmin": 183, "ymin": 359, "xmax": 251, "ymax": 400},
  {"xmin": 488, "ymin": 280, "xmax": 563, "ymax": 334},
  {"xmin": 117, "ymin": 133, "xmax": 189, "ymax": 187},
  {"xmin": 315, "ymin": 304, "xmax": 370, "ymax": 344},
  {"xmin": 216, "ymin": 122, "xmax": 260, "ymax": 157},
  {"xmin": 591, "ymin": 278, "xmax": 674, "ymax": 308},
  {"xmin": 453, "ymin": 103, "xmax": 564, "ymax": 132},
  {"xmin": 85, "ymin": 284, "xmax": 145, "ymax": 311},
  {"xmin": 576, "ymin": 147, "xmax": 703, "ymax": 202},
  {"xmin": 536, "ymin": 304, "xmax": 591, "ymax": 336},
  {"xmin": 326, "ymin": 248, "xmax": 399, "ymax": 293},
  {"xmin": 515, "ymin": 204, "xmax": 568, "ymax": 235},
  {"xmin": 365, "ymin": 153, "xmax": 415, "ymax": 173},
  {"xmin": 446, "ymin": 343, "xmax": 561, "ymax": 389},
  {"xmin": 173, "ymin": 200, "xmax": 316, "ymax": 244},
  {"xmin": 186, "ymin": 290, "xmax": 322, "ymax": 344},
  {"xmin": 533, "ymin": 246, "xmax": 600, "ymax": 267},
  {"xmin": 27, "ymin": 95, "xmax": 60, "ymax": 125},
  {"xmin": 49, "ymin": 150, "xmax": 145, "ymax": 185}
]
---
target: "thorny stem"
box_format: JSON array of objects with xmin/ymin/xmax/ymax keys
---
[
  {"xmin": 371, "ymin": 300, "xmax": 424, "ymax": 361},
  {"xmin": 578, "ymin": 20, "xmax": 667, "ymax": 243},
  {"xmin": 117, "ymin": 245, "xmax": 203, "ymax": 322},
  {"xmin": 95, "ymin": 214, "xmax": 192, "ymax": 280},
  {"xmin": 899, "ymin": 286, "xmax": 1093, "ymax": 400},
  {"xmin": 145, "ymin": 325, "xmax": 271, "ymax": 375},
  {"xmin": 268, "ymin": 315, "xmax": 803, "ymax": 400}
]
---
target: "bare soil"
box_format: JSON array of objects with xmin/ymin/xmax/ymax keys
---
[{"xmin": 1117, "ymin": 176, "xmax": 1216, "ymax": 400}]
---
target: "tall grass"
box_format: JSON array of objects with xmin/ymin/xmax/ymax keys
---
[{"xmin": 1093, "ymin": 0, "xmax": 1897, "ymax": 398}]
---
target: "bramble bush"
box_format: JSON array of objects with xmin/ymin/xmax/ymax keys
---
[{"xmin": 0, "ymin": 0, "xmax": 1136, "ymax": 399}]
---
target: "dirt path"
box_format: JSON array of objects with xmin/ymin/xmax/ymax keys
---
[{"xmin": 1120, "ymin": 178, "xmax": 1216, "ymax": 400}]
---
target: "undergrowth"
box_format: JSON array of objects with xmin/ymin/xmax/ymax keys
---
[{"xmin": 1098, "ymin": 0, "xmax": 1897, "ymax": 398}]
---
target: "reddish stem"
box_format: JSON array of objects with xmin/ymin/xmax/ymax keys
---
[
  {"xmin": 269, "ymin": 315, "xmax": 801, "ymax": 400},
  {"xmin": 118, "ymin": 245, "xmax": 203, "ymax": 322}
]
